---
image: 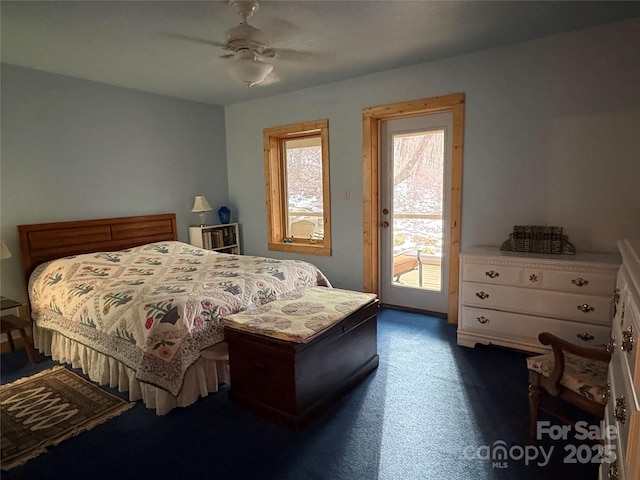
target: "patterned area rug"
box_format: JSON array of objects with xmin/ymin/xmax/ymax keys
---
[{"xmin": 1, "ymin": 366, "xmax": 134, "ymax": 471}]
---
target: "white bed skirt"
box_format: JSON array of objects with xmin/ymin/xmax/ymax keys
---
[{"xmin": 33, "ymin": 325, "xmax": 230, "ymax": 415}]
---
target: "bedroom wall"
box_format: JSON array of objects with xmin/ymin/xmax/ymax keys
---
[
  {"xmin": 224, "ymin": 18, "xmax": 640, "ymax": 291},
  {"xmin": 0, "ymin": 64, "xmax": 228, "ymax": 302}
]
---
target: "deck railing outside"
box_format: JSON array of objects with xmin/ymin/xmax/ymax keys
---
[
  {"xmin": 288, "ymin": 210, "xmax": 443, "ymax": 290},
  {"xmin": 393, "ymin": 213, "xmax": 443, "ymax": 290}
]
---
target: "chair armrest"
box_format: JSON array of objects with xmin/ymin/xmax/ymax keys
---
[
  {"xmin": 538, "ymin": 332, "xmax": 611, "ymax": 362},
  {"xmin": 537, "ymin": 332, "xmax": 611, "ymax": 395}
]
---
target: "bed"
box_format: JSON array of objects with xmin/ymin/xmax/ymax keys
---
[{"xmin": 18, "ymin": 214, "xmax": 331, "ymax": 414}]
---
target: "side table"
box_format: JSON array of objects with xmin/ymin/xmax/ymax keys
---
[{"xmin": 1, "ymin": 297, "xmax": 37, "ymax": 364}]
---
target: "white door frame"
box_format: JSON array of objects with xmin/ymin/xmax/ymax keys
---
[
  {"xmin": 362, "ymin": 93, "xmax": 465, "ymax": 323},
  {"xmin": 379, "ymin": 112, "xmax": 453, "ymax": 314}
]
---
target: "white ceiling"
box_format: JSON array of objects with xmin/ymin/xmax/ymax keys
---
[{"xmin": 3, "ymin": 1, "xmax": 640, "ymax": 106}]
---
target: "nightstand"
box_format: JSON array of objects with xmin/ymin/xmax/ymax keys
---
[{"xmin": 1, "ymin": 297, "xmax": 37, "ymax": 364}]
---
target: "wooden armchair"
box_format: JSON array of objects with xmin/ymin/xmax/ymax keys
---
[
  {"xmin": 290, "ymin": 220, "xmax": 315, "ymax": 239},
  {"xmin": 527, "ymin": 332, "xmax": 611, "ymax": 442}
]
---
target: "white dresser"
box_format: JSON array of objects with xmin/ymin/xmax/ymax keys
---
[
  {"xmin": 457, "ymin": 246, "xmax": 620, "ymax": 354},
  {"xmin": 601, "ymin": 240, "xmax": 640, "ymax": 480}
]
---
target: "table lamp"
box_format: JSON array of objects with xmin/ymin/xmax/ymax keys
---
[{"xmin": 191, "ymin": 196, "xmax": 213, "ymax": 226}]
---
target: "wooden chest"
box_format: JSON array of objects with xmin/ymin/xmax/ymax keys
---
[{"xmin": 223, "ymin": 289, "xmax": 379, "ymax": 431}]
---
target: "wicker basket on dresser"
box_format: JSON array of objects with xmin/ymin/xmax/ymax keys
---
[
  {"xmin": 457, "ymin": 246, "xmax": 621, "ymax": 354},
  {"xmin": 601, "ymin": 240, "xmax": 640, "ymax": 480}
]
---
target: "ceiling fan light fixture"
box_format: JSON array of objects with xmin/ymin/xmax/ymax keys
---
[
  {"xmin": 228, "ymin": 55, "xmax": 273, "ymax": 87},
  {"xmin": 230, "ymin": 0, "xmax": 259, "ymax": 21}
]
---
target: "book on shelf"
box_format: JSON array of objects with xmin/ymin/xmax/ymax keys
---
[
  {"xmin": 190, "ymin": 224, "xmax": 238, "ymax": 252},
  {"xmin": 201, "ymin": 227, "xmax": 236, "ymax": 249}
]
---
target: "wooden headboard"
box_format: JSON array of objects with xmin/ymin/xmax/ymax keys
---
[{"xmin": 18, "ymin": 213, "xmax": 177, "ymax": 282}]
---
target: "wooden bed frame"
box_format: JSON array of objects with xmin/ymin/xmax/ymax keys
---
[{"xmin": 18, "ymin": 213, "xmax": 177, "ymax": 283}]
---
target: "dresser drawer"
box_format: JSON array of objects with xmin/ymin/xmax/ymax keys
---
[
  {"xmin": 459, "ymin": 306, "xmax": 611, "ymax": 349},
  {"xmin": 625, "ymin": 288, "xmax": 638, "ymax": 384},
  {"xmin": 461, "ymin": 282, "xmax": 613, "ymax": 326},
  {"xmin": 602, "ymin": 397, "xmax": 631, "ymax": 480},
  {"xmin": 613, "ymin": 287, "xmax": 639, "ymax": 394},
  {"xmin": 607, "ymin": 358, "xmax": 639, "ymax": 465},
  {"xmin": 542, "ymin": 269, "xmax": 616, "ymax": 295},
  {"xmin": 462, "ymin": 263, "xmax": 522, "ymax": 286}
]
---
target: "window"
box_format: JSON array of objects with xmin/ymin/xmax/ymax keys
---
[{"xmin": 263, "ymin": 119, "xmax": 331, "ymax": 256}]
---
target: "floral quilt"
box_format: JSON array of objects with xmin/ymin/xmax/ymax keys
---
[{"xmin": 28, "ymin": 241, "xmax": 331, "ymax": 396}]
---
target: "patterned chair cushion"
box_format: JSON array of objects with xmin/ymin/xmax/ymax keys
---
[
  {"xmin": 223, "ymin": 287, "xmax": 377, "ymax": 343},
  {"xmin": 527, "ymin": 352, "xmax": 608, "ymax": 405}
]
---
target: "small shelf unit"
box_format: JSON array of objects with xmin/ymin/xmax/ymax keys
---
[{"xmin": 189, "ymin": 223, "xmax": 240, "ymax": 254}]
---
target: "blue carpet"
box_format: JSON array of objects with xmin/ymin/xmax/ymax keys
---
[{"xmin": 1, "ymin": 308, "xmax": 599, "ymax": 479}]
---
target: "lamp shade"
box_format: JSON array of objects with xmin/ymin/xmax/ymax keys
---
[
  {"xmin": 191, "ymin": 195, "xmax": 213, "ymax": 213},
  {"xmin": 0, "ymin": 239, "xmax": 12, "ymax": 260},
  {"xmin": 228, "ymin": 52, "xmax": 273, "ymax": 87}
]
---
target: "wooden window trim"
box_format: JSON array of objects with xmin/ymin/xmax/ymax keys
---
[{"xmin": 264, "ymin": 119, "xmax": 332, "ymax": 256}]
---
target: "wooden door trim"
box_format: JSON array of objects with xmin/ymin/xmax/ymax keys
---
[{"xmin": 362, "ymin": 93, "xmax": 465, "ymax": 323}]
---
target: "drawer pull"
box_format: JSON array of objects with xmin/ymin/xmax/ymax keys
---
[
  {"xmin": 603, "ymin": 382, "xmax": 610, "ymax": 404},
  {"xmin": 475, "ymin": 291, "xmax": 489, "ymax": 300},
  {"xmin": 608, "ymin": 459, "xmax": 619, "ymax": 480},
  {"xmin": 621, "ymin": 326, "xmax": 634, "ymax": 353},
  {"xmin": 476, "ymin": 316, "xmax": 490, "ymax": 324},
  {"xmin": 606, "ymin": 335, "xmax": 616, "ymax": 355},
  {"xmin": 614, "ymin": 396, "xmax": 626, "ymax": 425},
  {"xmin": 576, "ymin": 332, "xmax": 594, "ymax": 341},
  {"xmin": 485, "ymin": 270, "xmax": 499, "ymax": 279},
  {"xmin": 529, "ymin": 273, "xmax": 538, "ymax": 283},
  {"xmin": 571, "ymin": 277, "xmax": 589, "ymax": 287},
  {"xmin": 577, "ymin": 304, "xmax": 594, "ymax": 313}
]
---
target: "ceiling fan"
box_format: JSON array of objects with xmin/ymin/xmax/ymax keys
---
[
  {"xmin": 219, "ymin": 0, "xmax": 276, "ymax": 87},
  {"xmin": 169, "ymin": 0, "xmax": 314, "ymax": 88}
]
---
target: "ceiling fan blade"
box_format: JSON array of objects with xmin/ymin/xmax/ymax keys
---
[
  {"xmin": 257, "ymin": 16, "xmax": 303, "ymax": 45},
  {"xmin": 163, "ymin": 32, "xmax": 223, "ymax": 48},
  {"xmin": 272, "ymin": 48, "xmax": 327, "ymax": 64}
]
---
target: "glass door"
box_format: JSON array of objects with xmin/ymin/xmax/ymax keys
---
[{"xmin": 379, "ymin": 112, "xmax": 453, "ymax": 313}]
